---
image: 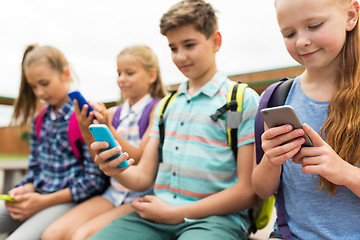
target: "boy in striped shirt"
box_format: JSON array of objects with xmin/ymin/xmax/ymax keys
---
[{"xmin": 89, "ymin": 0, "xmax": 260, "ymax": 239}]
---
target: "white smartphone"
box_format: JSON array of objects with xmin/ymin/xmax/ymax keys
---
[{"xmin": 260, "ymin": 105, "xmax": 313, "ymax": 147}]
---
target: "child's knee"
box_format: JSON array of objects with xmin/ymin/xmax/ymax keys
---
[
  {"xmin": 71, "ymin": 225, "xmax": 92, "ymax": 240},
  {"xmin": 42, "ymin": 224, "xmax": 62, "ymax": 240}
]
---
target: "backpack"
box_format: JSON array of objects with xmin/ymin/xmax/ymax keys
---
[
  {"xmin": 157, "ymin": 82, "xmax": 274, "ymax": 234},
  {"xmin": 254, "ymin": 77, "xmax": 294, "ymax": 240},
  {"xmin": 35, "ymin": 105, "xmax": 84, "ymax": 163},
  {"xmin": 111, "ymin": 98, "xmax": 161, "ymax": 138}
]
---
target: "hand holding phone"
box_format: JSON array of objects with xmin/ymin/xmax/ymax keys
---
[
  {"xmin": 260, "ymin": 105, "xmax": 313, "ymax": 147},
  {"xmin": 88, "ymin": 124, "xmax": 129, "ymax": 168},
  {"xmin": 0, "ymin": 194, "xmax": 21, "ymax": 203},
  {"xmin": 68, "ymin": 91, "xmax": 95, "ymax": 117}
]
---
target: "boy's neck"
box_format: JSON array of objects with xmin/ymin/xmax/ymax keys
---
[{"xmin": 187, "ymin": 65, "xmax": 218, "ymax": 96}]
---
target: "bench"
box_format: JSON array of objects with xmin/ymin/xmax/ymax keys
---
[{"xmin": 0, "ymin": 159, "xmax": 28, "ymax": 193}]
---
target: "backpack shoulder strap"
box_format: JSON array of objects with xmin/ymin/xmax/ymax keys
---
[
  {"xmin": 253, "ymin": 77, "xmax": 294, "ymax": 240},
  {"xmin": 35, "ymin": 105, "xmax": 48, "ymax": 140},
  {"xmin": 210, "ymin": 82, "xmax": 248, "ymax": 159},
  {"xmin": 255, "ymin": 78, "xmax": 294, "ymax": 164},
  {"xmin": 68, "ymin": 112, "xmax": 85, "ymax": 164},
  {"xmin": 158, "ymin": 91, "xmax": 178, "ymax": 163},
  {"xmin": 227, "ymin": 82, "xmax": 248, "ymax": 158},
  {"xmin": 111, "ymin": 105, "xmax": 123, "ymax": 130},
  {"xmin": 138, "ymin": 98, "xmax": 161, "ymax": 138}
]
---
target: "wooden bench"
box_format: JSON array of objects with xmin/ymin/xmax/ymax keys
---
[{"xmin": 0, "ymin": 159, "xmax": 28, "ymax": 193}]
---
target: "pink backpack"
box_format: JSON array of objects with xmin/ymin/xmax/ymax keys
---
[{"xmin": 35, "ymin": 106, "xmax": 84, "ymax": 163}]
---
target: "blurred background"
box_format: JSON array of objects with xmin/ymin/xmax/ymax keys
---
[{"xmin": 0, "ymin": 0, "xmax": 300, "ymax": 127}]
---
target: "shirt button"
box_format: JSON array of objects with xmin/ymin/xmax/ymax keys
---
[
  {"xmin": 172, "ymin": 171, "xmax": 176, "ymax": 176},
  {"xmin": 173, "ymin": 195, "xmax": 177, "ymax": 199},
  {"xmin": 187, "ymin": 100, "xmax": 191, "ymax": 104},
  {"xmin": 180, "ymin": 122, "xmax": 184, "ymax": 126},
  {"xmin": 175, "ymin": 146, "xmax": 179, "ymax": 150}
]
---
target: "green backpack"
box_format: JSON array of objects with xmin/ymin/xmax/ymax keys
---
[{"xmin": 157, "ymin": 82, "xmax": 275, "ymax": 234}]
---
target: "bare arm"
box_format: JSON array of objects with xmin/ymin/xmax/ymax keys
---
[
  {"xmin": 91, "ymin": 136, "xmax": 160, "ymax": 191},
  {"xmin": 131, "ymin": 143, "xmax": 258, "ymax": 224},
  {"xmin": 176, "ymin": 143, "xmax": 258, "ymax": 219},
  {"xmin": 252, "ymin": 124, "xmax": 305, "ymax": 199},
  {"xmin": 92, "ymin": 102, "xmax": 158, "ymax": 163}
]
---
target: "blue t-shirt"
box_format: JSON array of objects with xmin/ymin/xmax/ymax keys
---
[{"xmin": 275, "ymin": 76, "xmax": 360, "ymax": 239}]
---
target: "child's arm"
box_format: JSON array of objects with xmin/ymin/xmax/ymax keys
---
[
  {"xmin": 91, "ymin": 136, "xmax": 160, "ymax": 191},
  {"xmin": 92, "ymin": 102, "xmax": 159, "ymax": 163},
  {"xmin": 293, "ymin": 124, "xmax": 360, "ymax": 197},
  {"xmin": 131, "ymin": 143, "xmax": 258, "ymax": 224},
  {"xmin": 252, "ymin": 123, "xmax": 306, "ymax": 199}
]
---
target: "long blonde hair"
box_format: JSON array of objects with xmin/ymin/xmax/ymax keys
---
[
  {"xmin": 320, "ymin": 0, "xmax": 360, "ymax": 195},
  {"xmin": 11, "ymin": 44, "xmax": 70, "ymax": 126}
]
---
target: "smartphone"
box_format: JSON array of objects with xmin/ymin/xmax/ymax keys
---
[
  {"xmin": 68, "ymin": 90, "xmax": 95, "ymax": 117},
  {"xmin": 260, "ymin": 105, "xmax": 313, "ymax": 147},
  {"xmin": 88, "ymin": 124, "xmax": 129, "ymax": 168},
  {"xmin": 0, "ymin": 194, "xmax": 20, "ymax": 203}
]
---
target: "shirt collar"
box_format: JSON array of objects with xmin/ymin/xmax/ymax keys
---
[
  {"xmin": 47, "ymin": 100, "xmax": 73, "ymax": 121},
  {"xmin": 120, "ymin": 94, "xmax": 152, "ymax": 119},
  {"xmin": 177, "ymin": 71, "xmax": 227, "ymax": 98}
]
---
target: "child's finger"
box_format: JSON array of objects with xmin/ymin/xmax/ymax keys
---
[
  {"xmin": 90, "ymin": 141, "xmax": 110, "ymax": 153},
  {"xmin": 302, "ymin": 123, "xmax": 324, "ymax": 147},
  {"xmin": 262, "ymin": 124, "xmax": 293, "ymax": 141},
  {"xmin": 73, "ymin": 100, "xmax": 80, "ymax": 115}
]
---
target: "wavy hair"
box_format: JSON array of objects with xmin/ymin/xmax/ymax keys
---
[{"xmin": 319, "ymin": 0, "xmax": 360, "ymax": 195}]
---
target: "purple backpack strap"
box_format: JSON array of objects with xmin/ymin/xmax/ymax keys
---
[
  {"xmin": 255, "ymin": 80, "xmax": 284, "ymax": 164},
  {"xmin": 112, "ymin": 105, "xmax": 123, "ymax": 129},
  {"xmin": 254, "ymin": 78, "xmax": 294, "ymax": 240},
  {"xmin": 111, "ymin": 98, "xmax": 160, "ymax": 138},
  {"xmin": 138, "ymin": 99, "xmax": 160, "ymax": 138},
  {"xmin": 277, "ymin": 183, "xmax": 293, "ymax": 240}
]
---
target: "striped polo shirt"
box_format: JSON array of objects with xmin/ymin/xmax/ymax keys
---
[{"xmin": 150, "ymin": 72, "xmax": 259, "ymax": 228}]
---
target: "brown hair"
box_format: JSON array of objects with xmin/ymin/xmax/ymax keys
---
[
  {"xmin": 319, "ymin": 2, "xmax": 360, "ymax": 195},
  {"xmin": 117, "ymin": 45, "xmax": 167, "ymax": 100},
  {"xmin": 159, "ymin": 0, "xmax": 218, "ymax": 38},
  {"xmin": 11, "ymin": 44, "xmax": 70, "ymax": 126}
]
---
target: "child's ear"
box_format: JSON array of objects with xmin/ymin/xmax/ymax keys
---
[
  {"xmin": 212, "ymin": 30, "xmax": 222, "ymax": 52},
  {"xmin": 62, "ymin": 67, "xmax": 72, "ymax": 82},
  {"xmin": 346, "ymin": 0, "xmax": 359, "ymax": 31},
  {"xmin": 147, "ymin": 69, "xmax": 157, "ymax": 84}
]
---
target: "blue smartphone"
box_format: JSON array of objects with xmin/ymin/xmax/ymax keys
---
[
  {"xmin": 88, "ymin": 124, "xmax": 129, "ymax": 168},
  {"xmin": 68, "ymin": 90, "xmax": 95, "ymax": 117}
]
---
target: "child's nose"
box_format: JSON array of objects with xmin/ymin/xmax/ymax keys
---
[
  {"xmin": 34, "ymin": 87, "xmax": 45, "ymax": 98},
  {"xmin": 174, "ymin": 50, "xmax": 187, "ymax": 62},
  {"xmin": 296, "ymin": 34, "xmax": 311, "ymax": 48}
]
